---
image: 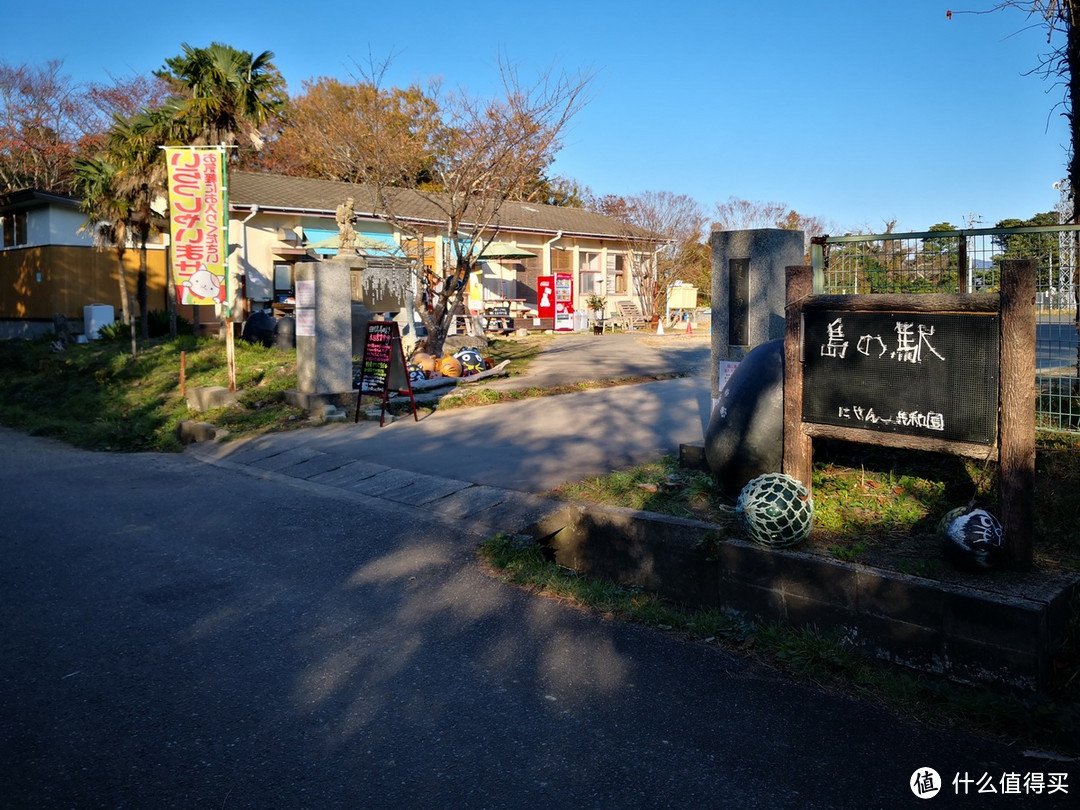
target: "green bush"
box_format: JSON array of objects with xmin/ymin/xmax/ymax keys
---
[{"xmin": 96, "ymin": 311, "xmax": 193, "ymax": 341}]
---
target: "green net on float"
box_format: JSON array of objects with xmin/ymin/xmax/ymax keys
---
[{"xmin": 735, "ymin": 473, "xmax": 814, "ymax": 548}]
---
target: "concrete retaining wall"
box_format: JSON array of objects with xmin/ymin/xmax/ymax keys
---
[{"xmin": 524, "ymin": 503, "xmax": 1078, "ymax": 691}]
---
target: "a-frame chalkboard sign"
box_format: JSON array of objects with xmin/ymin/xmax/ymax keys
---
[{"xmin": 354, "ymin": 321, "xmax": 418, "ymax": 427}]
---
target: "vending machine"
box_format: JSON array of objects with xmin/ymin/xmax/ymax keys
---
[{"xmin": 538, "ymin": 273, "xmax": 574, "ymax": 331}]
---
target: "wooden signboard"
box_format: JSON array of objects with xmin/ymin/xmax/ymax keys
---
[
  {"xmin": 801, "ymin": 308, "xmax": 1000, "ymax": 445},
  {"xmin": 784, "ymin": 261, "xmax": 1036, "ymax": 568},
  {"xmin": 354, "ymin": 321, "xmax": 418, "ymax": 427}
]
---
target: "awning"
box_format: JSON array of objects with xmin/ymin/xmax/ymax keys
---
[
  {"xmin": 476, "ymin": 241, "xmax": 537, "ymax": 260},
  {"xmin": 308, "ymin": 233, "xmax": 403, "ymax": 255}
]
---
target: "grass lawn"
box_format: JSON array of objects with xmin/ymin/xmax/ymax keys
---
[{"xmin": 0, "ymin": 332, "xmax": 553, "ymax": 452}]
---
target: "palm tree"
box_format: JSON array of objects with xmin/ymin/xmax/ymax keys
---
[
  {"xmin": 71, "ymin": 156, "xmax": 136, "ymax": 355},
  {"xmin": 156, "ymin": 43, "xmax": 285, "ymax": 149},
  {"xmin": 105, "ymin": 109, "xmax": 174, "ymax": 338}
]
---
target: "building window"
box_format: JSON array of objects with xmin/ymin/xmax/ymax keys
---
[
  {"xmin": 273, "ymin": 263, "xmax": 293, "ymax": 301},
  {"xmin": 579, "ymin": 271, "xmax": 602, "ymax": 296},
  {"xmin": 606, "ymin": 253, "xmax": 626, "ymax": 294},
  {"xmin": 2, "ymin": 212, "xmax": 27, "ymax": 247}
]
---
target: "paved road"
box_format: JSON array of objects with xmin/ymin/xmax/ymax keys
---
[
  {"xmin": 1038, "ymin": 320, "xmax": 1079, "ymax": 372},
  {"xmin": 208, "ymin": 374, "xmax": 713, "ymax": 494},
  {"xmin": 1, "ymin": 428, "xmax": 1074, "ymax": 809}
]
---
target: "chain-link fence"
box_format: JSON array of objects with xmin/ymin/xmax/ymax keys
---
[{"xmin": 811, "ymin": 225, "xmax": 1080, "ymax": 435}]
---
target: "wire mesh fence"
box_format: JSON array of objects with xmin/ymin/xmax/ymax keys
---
[{"xmin": 812, "ymin": 226, "xmax": 1080, "ymax": 435}]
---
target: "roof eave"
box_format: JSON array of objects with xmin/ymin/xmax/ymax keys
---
[{"xmin": 229, "ymin": 203, "xmax": 658, "ymax": 244}]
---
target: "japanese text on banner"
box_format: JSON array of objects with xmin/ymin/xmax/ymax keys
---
[{"xmin": 165, "ymin": 147, "xmax": 227, "ymax": 306}]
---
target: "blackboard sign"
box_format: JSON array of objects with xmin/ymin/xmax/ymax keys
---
[
  {"xmin": 355, "ymin": 321, "xmax": 416, "ymax": 426},
  {"xmin": 802, "ymin": 309, "xmax": 1000, "ymax": 444},
  {"xmin": 359, "ymin": 322, "xmax": 394, "ymax": 393},
  {"xmin": 489, "ymin": 306, "xmax": 511, "ymax": 317}
]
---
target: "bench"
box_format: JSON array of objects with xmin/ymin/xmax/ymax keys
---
[{"xmin": 615, "ymin": 301, "xmax": 650, "ymax": 331}]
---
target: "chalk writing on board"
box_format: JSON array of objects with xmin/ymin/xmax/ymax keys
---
[
  {"xmin": 836, "ymin": 405, "xmax": 946, "ymax": 432},
  {"xmin": 360, "ymin": 322, "xmax": 394, "ymax": 393},
  {"xmin": 801, "ymin": 309, "xmax": 999, "ymax": 445},
  {"xmin": 820, "ymin": 317, "xmax": 945, "ymax": 364}
]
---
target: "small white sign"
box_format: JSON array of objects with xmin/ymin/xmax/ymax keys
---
[
  {"xmin": 718, "ymin": 361, "xmax": 740, "ymax": 391},
  {"xmin": 295, "ymin": 308, "xmax": 315, "ymax": 337},
  {"xmin": 295, "ymin": 279, "xmax": 315, "ymax": 308}
]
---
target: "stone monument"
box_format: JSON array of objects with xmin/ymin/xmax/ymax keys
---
[
  {"xmin": 709, "ymin": 228, "xmax": 803, "ymax": 405},
  {"xmin": 701, "ymin": 229, "xmax": 804, "ymax": 492},
  {"xmin": 284, "ymin": 259, "xmax": 355, "ymax": 414}
]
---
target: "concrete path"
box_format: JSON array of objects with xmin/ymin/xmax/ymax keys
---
[{"xmin": 192, "ymin": 332, "xmax": 715, "ymax": 495}]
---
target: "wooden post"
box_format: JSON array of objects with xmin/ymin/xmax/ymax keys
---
[
  {"xmin": 783, "ymin": 265, "xmax": 813, "ymax": 495},
  {"xmin": 225, "ymin": 322, "xmax": 236, "ymax": 393},
  {"xmin": 998, "ymin": 259, "xmax": 1036, "ymax": 569}
]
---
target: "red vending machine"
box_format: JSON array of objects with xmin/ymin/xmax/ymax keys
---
[{"xmin": 538, "ymin": 272, "xmax": 574, "ymax": 331}]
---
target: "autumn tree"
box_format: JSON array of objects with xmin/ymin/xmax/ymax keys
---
[
  {"xmin": 713, "ymin": 196, "xmax": 831, "ymax": 264},
  {"xmin": 588, "ymin": 190, "xmax": 708, "ymax": 315},
  {"xmin": 264, "ymin": 77, "xmax": 439, "ymax": 184},
  {"xmin": 0, "ymin": 60, "xmax": 166, "ymax": 194},
  {"xmin": 319, "ymin": 61, "xmax": 591, "ymax": 357}
]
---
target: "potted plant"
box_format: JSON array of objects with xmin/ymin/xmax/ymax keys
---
[{"xmin": 586, "ymin": 294, "xmax": 607, "ymax": 333}]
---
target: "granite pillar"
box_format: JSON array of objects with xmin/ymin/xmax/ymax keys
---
[
  {"xmin": 709, "ymin": 228, "xmax": 804, "ymax": 404},
  {"xmin": 295, "ymin": 260, "xmax": 353, "ymax": 396}
]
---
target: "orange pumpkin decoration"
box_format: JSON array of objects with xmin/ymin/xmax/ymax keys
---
[
  {"xmin": 439, "ymin": 355, "xmax": 463, "ymax": 377},
  {"xmin": 411, "ymin": 352, "xmax": 437, "ymax": 373}
]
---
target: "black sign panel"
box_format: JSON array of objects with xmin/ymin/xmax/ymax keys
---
[
  {"xmin": 358, "ymin": 321, "xmax": 408, "ymax": 394},
  {"xmin": 802, "ymin": 309, "xmax": 999, "ymax": 444},
  {"xmin": 359, "ymin": 322, "xmax": 394, "ymax": 394},
  {"xmin": 728, "ymin": 258, "xmax": 749, "ymax": 347}
]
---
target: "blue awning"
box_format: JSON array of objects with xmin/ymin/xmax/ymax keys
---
[{"xmin": 305, "ymin": 228, "xmax": 403, "ymax": 257}]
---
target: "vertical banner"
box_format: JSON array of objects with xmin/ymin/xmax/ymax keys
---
[
  {"xmin": 165, "ymin": 147, "xmax": 228, "ymax": 307},
  {"xmin": 553, "ymin": 271, "xmax": 574, "ymax": 331}
]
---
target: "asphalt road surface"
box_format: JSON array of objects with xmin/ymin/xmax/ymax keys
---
[{"xmin": 0, "ymin": 428, "xmax": 1073, "ymax": 809}]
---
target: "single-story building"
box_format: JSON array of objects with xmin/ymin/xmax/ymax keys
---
[
  {"xmin": 226, "ymin": 172, "xmax": 660, "ymax": 328},
  {"xmin": 1, "ymin": 171, "xmax": 661, "ymax": 340}
]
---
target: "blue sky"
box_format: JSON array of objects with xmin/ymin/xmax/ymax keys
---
[{"xmin": 2, "ymin": 0, "xmax": 1069, "ymax": 234}]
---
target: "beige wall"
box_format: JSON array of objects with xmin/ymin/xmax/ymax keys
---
[{"xmin": 228, "ymin": 211, "xmax": 652, "ymax": 321}]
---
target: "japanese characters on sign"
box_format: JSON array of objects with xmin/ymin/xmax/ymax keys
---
[
  {"xmin": 359, "ymin": 322, "xmax": 395, "ymax": 394},
  {"xmin": 802, "ymin": 309, "xmax": 1000, "ymax": 445},
  {"xmin": 165, "ymin": 147, "xmax": 228, "ymax": 307}
]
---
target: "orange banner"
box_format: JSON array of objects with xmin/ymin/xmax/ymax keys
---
[{"xmin": 165, "ymin": 147, "xmax": 227, "ymax": 306}]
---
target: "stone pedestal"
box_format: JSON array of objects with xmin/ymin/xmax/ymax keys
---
[{"xmin": 294, "ymin": 260, "xmax": 353, "ymax": 398}]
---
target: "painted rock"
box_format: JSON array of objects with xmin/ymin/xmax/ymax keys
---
[
  {"xmin": 939, "ymin": 507, "xmax": 1004, "ymax": 570},
  {"xmin": 439, "ymin": 355, "xmax": 463, "ymax": 377},
  {"xmin": 454, "ymin": 348, "xmax": 485, "ymax": 376},
  {"xmin": 705, "ymin": 339, "xmax": 785, "ymax": 497}
]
